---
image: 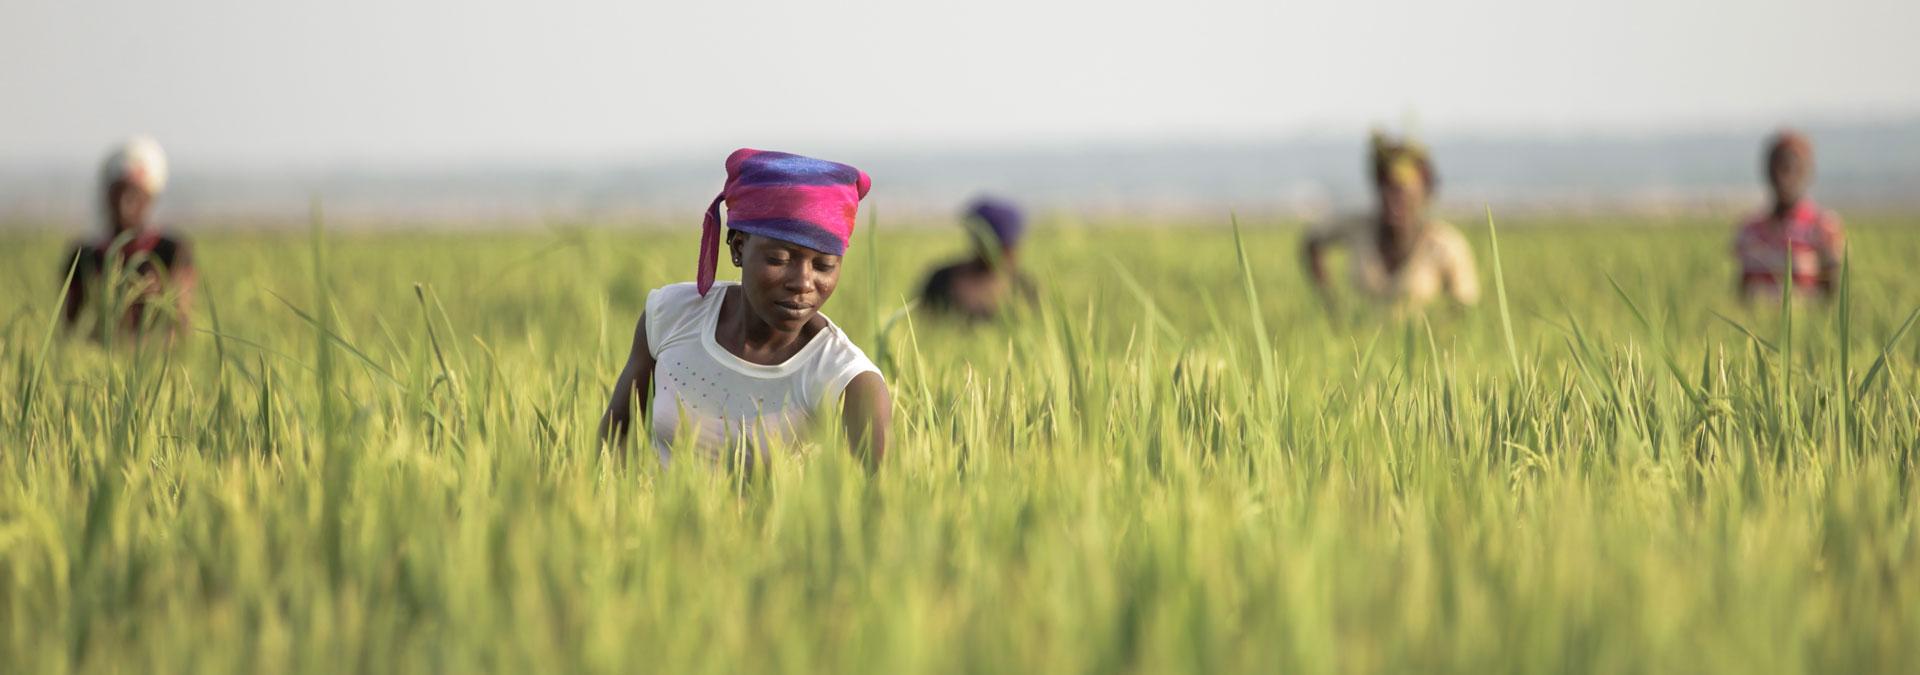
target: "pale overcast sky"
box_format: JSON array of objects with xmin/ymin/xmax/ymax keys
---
[{"xmin": 2, "ymin": 0, "xmax": 1915, "ymax": 167}]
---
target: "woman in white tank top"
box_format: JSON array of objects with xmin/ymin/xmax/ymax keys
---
[
  {"xmin": 1302, "ymin": 132, "xmax": 1480, "ymax": 313},
  {"xmin": 597, "ymin": 149, "xmax": 890, "ymax": 469}
]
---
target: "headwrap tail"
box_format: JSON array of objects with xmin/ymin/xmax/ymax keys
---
[{"xmin": 696, "ymin": 193, "xmax": 726, "ymax": 296}]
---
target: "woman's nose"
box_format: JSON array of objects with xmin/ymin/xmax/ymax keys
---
[{"xmin": 783, "ymin": 267, "xmax": 813, "ymax": 291}]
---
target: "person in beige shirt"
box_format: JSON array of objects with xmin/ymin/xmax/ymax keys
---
[{"xmin": 1302, "ymin": 132, "xmax": 1479, "ymax": 312}]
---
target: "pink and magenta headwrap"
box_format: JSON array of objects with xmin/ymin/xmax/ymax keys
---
[{"xmin": 697, "ymin": 148, "xmax": 871, "ymax": 296}]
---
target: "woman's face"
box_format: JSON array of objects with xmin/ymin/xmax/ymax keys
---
[
  {"xmin": 730, "ymin": 233, "xmax": 842, "ymax": 333},
  {"xmin": 1378, "ymin": 177, "xmax": 1428, "ymax": 234},
  {"xmin": 106, "ymin": 179, "xmax": 154, "ymax": 234},
  {"xmin": 1769, "ymin": 149, "xmax": 1810, "ymax": 206}
]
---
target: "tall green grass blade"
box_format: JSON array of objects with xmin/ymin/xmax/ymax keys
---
[
  {"xmin": 1857, "ymin": 304, "xmax": 1920, "ymax": 398},
  {"xmin": 1711, "ymin": 311, "xmax": 1780, "ymax": 353},
  {"xmin": 1837, "ymin": 246, "xmax": 1852, "ymax": 452},
  {"xmin": 265, "ymin": 288, "xmax": 402, "ymax": 388},
  {"xmin": 867, "ymin": 204, "xmax": 880, "ymax": 347},
  {"xmin": 1486, "ymin": 207, "xmax": 1523, "ymax": 380},
  {"xmin": 1230, "ymin": 213, "xmax": 1276, "ymax": 400},
  {"xmin": 1107, "ymin": 256, "xmax": 1181, "ymax": 341},
  {"xmin": 1605, "ymin": 273, "xmax": 1703, "ymax": 403},
  {"xmin": 17, "ymin": 255, "xmax": 82, "ymax": 431}
]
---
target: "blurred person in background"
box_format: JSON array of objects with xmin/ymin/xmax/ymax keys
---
[
  {"xmin": 598, "ymin": 149, "xmax": 891, "ymax": 471},
  {"xmin": 1733, "ymin": 129, "xmax": 1845, "ymax": 302},
  {"xmin": 919, "ymin": 195, "xmax": 1036, "ymax": 321},
  {"xmin": 1302, "ymin": 131, "xmax": 1478, "ymax": 313},
  {"xmin": 60, "ymin": 136, "xmax": 197, "ymax": 341}
]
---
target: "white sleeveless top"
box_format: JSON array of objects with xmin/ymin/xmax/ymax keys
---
[
  {"xmin": 1309, "ymin": 215, "xmax": 1481, "ymax": 308},
  {"xmin": 646, "ymin": 281, "xmax": 882, "ymax": 467}
]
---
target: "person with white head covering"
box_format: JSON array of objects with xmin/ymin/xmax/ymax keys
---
[
  {"xmin": 102, "ymin": 136, "xmax": 170, "ymax": 197},
  {"xmin": 61, "ymin": 136, "xmax": 197, "ymax": 340}
]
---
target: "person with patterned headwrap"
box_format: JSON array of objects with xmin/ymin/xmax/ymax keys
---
[
  {"xmin": 919, "ymin": 195, "xmax": 1038, "ymax": 321},
  {"xmin": 598, "ymin": 149, "xmax": 891, "ymax": 470},
  {"xmin": 1732, "ymin": 129, "xmax": 1845, "ymax": 301},
  {"xmin": 60, "ymin": 136, "xmax": 197, "ymax": 340},
  {"xmin": 1301, "ymin": 131, "xmax": 1478, "ymax": 313}
]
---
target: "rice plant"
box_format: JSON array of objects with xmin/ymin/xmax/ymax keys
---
[{"xmin": 1, "ymin": 215, "xmax": 1917, "ymax": 673}]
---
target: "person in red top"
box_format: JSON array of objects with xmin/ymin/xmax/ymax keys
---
[
  {"xmin": 60, "ymin": 137, "xmax": 197, "ymax": 341},
  {"xmin": 1733, "ymin": 130, "xmax": 1844, "ymax": 301}
]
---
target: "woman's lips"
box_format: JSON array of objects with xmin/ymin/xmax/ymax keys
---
[{"xmin": 773, "ymin": 300, "xmax": 811, "ymax": 317}]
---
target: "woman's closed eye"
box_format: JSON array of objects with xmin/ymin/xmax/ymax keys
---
[{"xmin": 812, "ymin": 260, "xmax": 838, "ymax": 273}]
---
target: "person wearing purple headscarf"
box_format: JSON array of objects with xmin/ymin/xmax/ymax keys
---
[
  {"xmin": 598, "ymin": 149, "xmax": 890, "ymax": 470},
  {"xmin": 919, "ymin": 196, "xmax": 1038, "ymax": 321}
]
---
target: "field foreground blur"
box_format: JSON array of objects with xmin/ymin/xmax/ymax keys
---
[{"xmin": 3, "ymin": 216, "xmax": 1919, "ymax": 673}]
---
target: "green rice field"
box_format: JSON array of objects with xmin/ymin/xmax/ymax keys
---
[{"xmin": 3, "ymin": 215, "xmax": 1919, "ymax": 673}]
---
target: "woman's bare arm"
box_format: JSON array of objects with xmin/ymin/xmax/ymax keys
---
[
  {"xmin": 1301, "ymin": 230, "xmax": 1339, "ymax": 312},
  {"xmin": 597, "ymin": 312, "xmax": 654, "ymax": 449},
  {"xmin": 167, "ymin": 267, "xmax": 198, "ymax": 343},
  {"xmin": 841, "ymin": 371, "xmax": 891, "ymax": 471},
  {"xmin": 59, "ymin": 248, "xmax": 88, "ymax": 328}
]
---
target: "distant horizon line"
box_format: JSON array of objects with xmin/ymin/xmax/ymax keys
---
[{"xmin": 4, "ymin": 111, "xmax": 1918, "ymax": 173}]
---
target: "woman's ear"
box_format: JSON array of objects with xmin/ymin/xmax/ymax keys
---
[{"xmin": 726, "ymin": 231, "xmax": 746, "ymax": 267}]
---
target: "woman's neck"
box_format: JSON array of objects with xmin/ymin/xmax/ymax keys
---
[
  {"xmin": 1374, "ymin": 216, "xmax": 1422, "ymax": 271},
  {"xmin": 102, "ymin": 227, "xmax": 159, "ymax": 251},
  {"xmin": 720, "ymin": 286, "xmax": 821, "ymax": 364},
  {"xmin": 1772, "ymin": 197, "xmax": 1803, "ymax": 218}
]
